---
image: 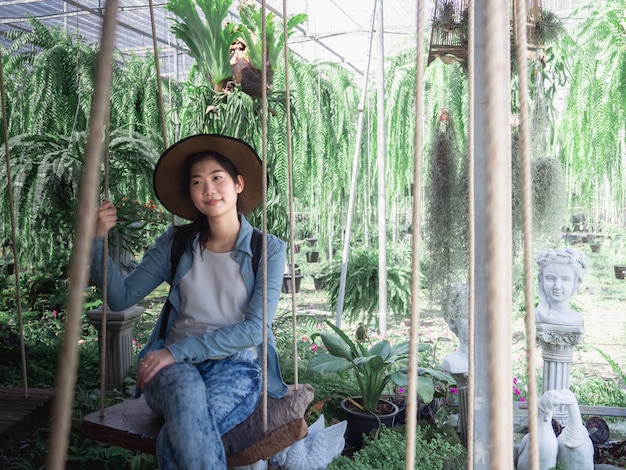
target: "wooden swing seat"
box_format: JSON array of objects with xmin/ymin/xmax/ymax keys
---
[
  {"xmin": 0, "ymin": 387, "xmax": 55, "ymax": 449},
  {"xmin": 81, "ymin": 383, "xmax": 314, "ymax": 467}
]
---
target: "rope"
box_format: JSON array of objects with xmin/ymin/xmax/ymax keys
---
[
  {"xmin": 148, "ymin": 0, "xmax": 168, "ymax": 150},
  {"xmin": 260, "ymin": 0, "xmax": 269, "ymax": 435},
  {"xmin": 46, "ymin": 0, "xmax": 119, "ymax": 467},
  {"xmin": 514, "ymin": 0, "xmax": 540, "ymax": 467},
  {"xmin": 467, "ymin": 0, "xmax": 475, "ymax": 466},
  {"xmin": 482, "ymin": 0, "xmax": 513, "ymax": 467},
  {"xmin": 99, "ymin": 119, "xmax": 111, "ymax": 418},
  {"xmin": 405, "ymin": 0, "xmax": 426, "ymax": 466},
  {"xmin": 0, "ymin": 51, "xmax": 28, "ymax": 398},
  {"xmin": 281, "ymin": 0, "xmax": 299, "ymax": 387}
]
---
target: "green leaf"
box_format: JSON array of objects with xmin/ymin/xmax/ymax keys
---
[
  {"xmin": 307, "ymin": 352, "xmax": 353, "ymax": 374},
  {"xmin": 319, "ymin": 333, "xmax": 353, "ymax": 361}
]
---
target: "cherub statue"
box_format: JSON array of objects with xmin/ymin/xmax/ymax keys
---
[{"xmin": 535, "ymin": 248, "xmax": 588, "ymax": 327}]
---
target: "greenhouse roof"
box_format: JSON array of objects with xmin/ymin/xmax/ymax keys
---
[
  {"xmin": 0, "ymin": 0, "xmax": 586, "ymax": 80},
  {"xmin": 0, "ymin": 0, "xmax": 420, "ymax": 80}
]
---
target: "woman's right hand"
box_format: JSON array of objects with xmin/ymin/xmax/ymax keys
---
[{"xmin": 95, "ymin": 201, "xmax": 118, "ymax": 238}]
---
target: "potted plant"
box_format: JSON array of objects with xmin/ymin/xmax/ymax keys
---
[{"xmin": 308, "ymin": 321, "xmax": 452, "ymax": 448}]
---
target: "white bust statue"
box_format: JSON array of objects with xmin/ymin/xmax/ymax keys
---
[
  {"xmin": 535, "ymin": 248, "xmax": 588, "ymax": 327},
  {"xmin": 441, "ymin": 283, "xmax": 469, "ymax": 377}
]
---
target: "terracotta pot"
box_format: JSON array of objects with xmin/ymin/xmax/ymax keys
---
[{"xmin": 340, "ymin": 397, "xmax": 399, "ymax": 449}]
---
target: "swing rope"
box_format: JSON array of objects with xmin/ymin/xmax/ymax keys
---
[
  {"xmin": 98, "ymin": 119, "xmax": 111, "ymax": 418},
  {"xmin": 148, "ymin": 0, "xmax": 168, "ymax": 150},
  {"xmin": 514, "ymin": 0, "xmax": 540, "ymax": 467},
  {"xmin": 405, "ymin": 0, "xmax": 426, "ymax": 467},
  {"xmin": 281, "ymin": 0, "xmax": 299, "ymax": 389},
  {"xmin": 260, "ymin": 0, "xmax": 270, "ymax": 435},
  {"xmin": 0, "ymin": 51, "xmax": 28, "ymax": 399},
  {"xmin": 46, "ymin": 1, "xmax": 120, "ymax": 467}
]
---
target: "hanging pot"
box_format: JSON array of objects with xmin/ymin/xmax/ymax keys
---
[
  {"xmin": 340, "ymin": 397, "xmax": 399, "ymax": 450},
  {"xmin": 281, "ymin": 274, "xmax": 303, "ymax": 294}
]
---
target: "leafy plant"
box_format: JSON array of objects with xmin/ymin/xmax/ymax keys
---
[
  {"xmin": 237, "ymin": 2, "xmax": 307, "ymax": 73},
  {"xmin": 327, "ymin": 424, "xmax": 466, "ymax": 470},
  {"xmin": 322, "ymin": 247, "xmax": 413, "ymax": 325},
  {"xmin": 110, "ymin": 198, "xmax": 169, "ymax": 254},
  {"xmin": 308, "ymin": 321, "xmax": 452, "ymax": 413},
  {"xmin": 558, "ymin": 0, "xmax": 626, "ymax": 214},
  {"xmin": 165, "ymin": 0, "xmax": 238, "ymax": 91}
]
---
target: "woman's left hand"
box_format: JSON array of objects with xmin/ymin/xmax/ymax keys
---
[{"xmin": 137, "ymin": 348, "xmax": 175, "ymax": 388}]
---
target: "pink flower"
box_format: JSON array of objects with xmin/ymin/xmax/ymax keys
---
[{"xmin": 449, "ymin": 387, "xmax": 459, "ymax": 394}]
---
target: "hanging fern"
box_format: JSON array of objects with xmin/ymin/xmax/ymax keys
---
[{"xmin": 559, "ymin": 0, "xmax": 626, "ymax": 219}]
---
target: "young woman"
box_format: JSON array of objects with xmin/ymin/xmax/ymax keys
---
[{"xmin": 92, "ymin": 134, "xmax": 287, "ymax": 469}]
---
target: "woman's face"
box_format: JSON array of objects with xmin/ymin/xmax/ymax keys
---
[
  {"xmin": 541, "ymin": 263, "xmax": 578, "ymax": 308},
  {"xmin": 189, "ymin": 158, "xmax": 243, "ymax": 219}
]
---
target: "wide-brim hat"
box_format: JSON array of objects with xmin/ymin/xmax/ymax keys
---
[{"xmin": 153, "ymin": 134, "xmax": 263, "ymax": 220}]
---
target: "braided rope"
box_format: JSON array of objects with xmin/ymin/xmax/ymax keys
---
[
  {"xmin": 514, "ymin": 0, "xmax": 540, "ymax": 467},
  {"xmin": 46, "ymin": 1, "xmax": 120, "ymax": 467},
  {"xmin": 148, "ymin": 0, "xmax": 168, "ymax": 150},
  {"xmin": 0, "ymin": 51, "xmax": 28, "ymax": 398},
  {"xmin": 281, "ymin": 0, "xmax": 299, "ymax": 388},
  {"xmin": 261, "ymin": 0, "xmax": 269, "ymax": 435},
  {"xmin": 99, "ymin": 120, "xmax": 111, "ymax": 418},
  {"xmin": 405, "ymin": 0, "xmax": 426, "ymax": 467}
]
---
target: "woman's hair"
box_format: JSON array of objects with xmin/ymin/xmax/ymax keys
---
[{"xmin": 173, "ymin": 151, "xmax": 242, "ymax": 250}]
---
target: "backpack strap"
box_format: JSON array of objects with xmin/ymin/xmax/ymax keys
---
[
  {"xmin": 158, "ymin": 228, "xmax": 264, "ymax": 340},
  {"xmin": 250, "ymin": 228, "xmax": 263, "ymax": 275},
  {"xmin": 159, "ymin": 234, "xmax": 186, "ymax": 340}
]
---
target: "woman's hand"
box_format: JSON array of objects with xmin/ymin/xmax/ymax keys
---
[
  {"xmin": 95, "ymin": 201, "xmax": 117, "ymax": 238},
  {"xmin": 137, "ymin": 348, "xmax": 175, "ymax": 388}
]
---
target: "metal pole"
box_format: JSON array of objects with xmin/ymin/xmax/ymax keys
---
[{"xmin": 336, "ymin": 0, "xmax": 377, "ymax": 327}]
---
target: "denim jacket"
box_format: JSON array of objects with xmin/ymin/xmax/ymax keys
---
[{"xmin": 90, "ymin": 215, "xmax": 288, "ymax": 398}]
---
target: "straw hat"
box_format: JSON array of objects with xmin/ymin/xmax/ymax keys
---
[{"xmin": 153, "ymin": 134, "xmax": 263, "ymax": 220}]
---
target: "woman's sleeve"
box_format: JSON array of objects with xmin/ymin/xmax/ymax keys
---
[{"xmin": 90, "ymin": 229, "xmax": 173, "ymax": 311}]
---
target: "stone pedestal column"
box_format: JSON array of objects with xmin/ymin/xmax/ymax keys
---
[
  {"xmin": 536, "ymin": 323, "xmax": 584, "ymax": 426},
  {"xmin": 87, "ymin": 305, "xmax": 144, "ymax": 390}
]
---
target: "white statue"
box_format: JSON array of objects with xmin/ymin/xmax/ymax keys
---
[
  {"xmin": 517, "ymin": 389, "xmax": 594, "ymax": 470},
  {"xmin": 237, "ymin": 415, "xmax": 347, "ymax": 470},
  {"xmin": 517, "ymin": 390, "xmax": 564, "ymax": 470},
  {"xmin": 441, "ymin": 283, "xmax": 469, "ymax": 378},
  {"xmin": 271, "ymin": 414, "xmax": 347, "ymax": 470},
  {"xmin": 535, "ymin": 248, "xmax": 588, "ymax": 327},
  {"xmin": 557, "ymin": 389, "xmax": 594, "ymax": 470}
]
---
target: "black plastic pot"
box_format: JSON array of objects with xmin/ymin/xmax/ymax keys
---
[
  {"xmin": 340, "ymin": 397, "xmax": 399, "ymax": 449},
  {"xmin": 281, "ymin": 274, "xmax": 303, "ymax": 293}
]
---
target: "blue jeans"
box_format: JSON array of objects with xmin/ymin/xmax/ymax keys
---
[{"xmin": 143, "ymin": 349, "xmax": 262, "ymax": 470}]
